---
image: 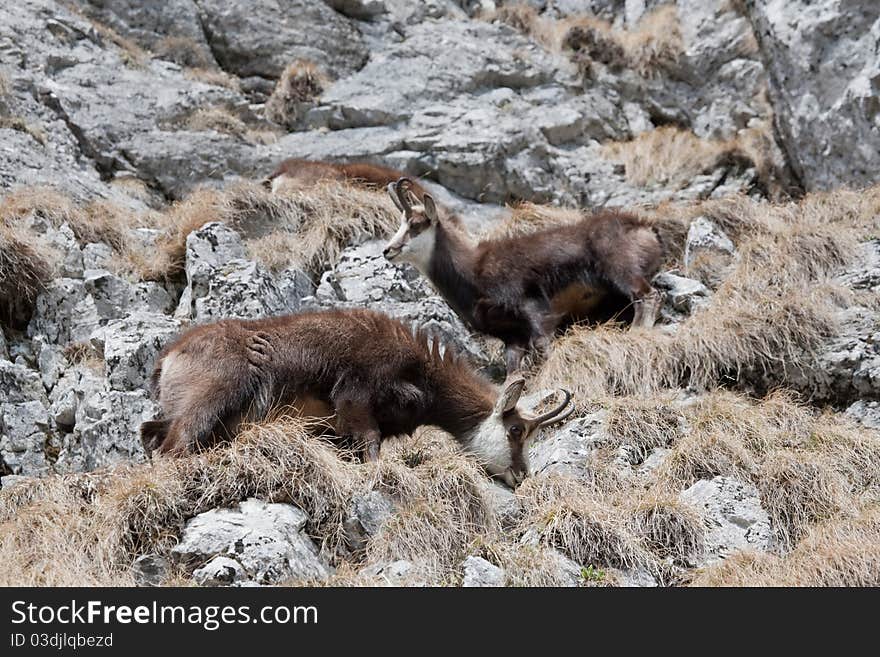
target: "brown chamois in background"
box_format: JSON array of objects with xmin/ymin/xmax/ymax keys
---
[
  {"xmin": 140, "ymin": 308, "xmax": 573, "ymax": 487},
  {"xmin": 384, "ymin": 178, "xmax": 664, "ymax": 373},
  {"xmin": 264, "ymin": 158, "xmax": 428, "ymax": 198}
]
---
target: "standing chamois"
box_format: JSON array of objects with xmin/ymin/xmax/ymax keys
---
[
  {"xmin": 140, "ymin": 308, "xmax": 572, "ymax": 487},
  {"xmin": 384, "ymin": 178, "xmax": 663, "ymax": 373},
  {"xmin": 264, "ymin": 158, "xmax": 428, "ymax": 198}
]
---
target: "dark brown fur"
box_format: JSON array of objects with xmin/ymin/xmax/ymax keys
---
[{"xmin": 144, "ymin": 309, "xmax": 493, "ymax": 458}]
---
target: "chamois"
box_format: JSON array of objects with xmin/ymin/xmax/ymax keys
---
[
  {"xmin": 384, "ymin": 178, "xmax": 663, "ymax": 373},
  {"xmin": 140, "ymin": 308, "xmax": 572, "ymax": 487},
  {"xmin": 264, "ymin": 158, "xmax": 428, "ymax": 198}
]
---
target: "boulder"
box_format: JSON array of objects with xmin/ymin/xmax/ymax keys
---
[
  {"xmin": 653, "ymin": 272, "xmax": 711, "ymax": 320},
  {"xmin": 683, "ymin": 215, "xmax": 736, "ymax": 286},
  {"xmin": 744, "ymin": 0, "xmax": 880, "ymax": 190},
  {"xmin": 28, "ymin": 270, "xmax": 174, "ymax": 346},
  {"xmin": 177, "ymin": 222, "xmax": 311, "ymax": 322},
  {"xmin": 845, "ymin": 400, "xmax": 880, "ymax": 430},
  {"xmin": 679, "ymin": 476, "xmax": 774, "ymax": 566},
  {"xmin": 192, "ymin": 556, "xmax": 247, "ymax": 587},
  {"xmin": 71, "ymin": 387, "xmax": 158, "ymax": 470},
  {"xmin": 0, "ymin": 360, "xmax": 47, "ymax": 405},
  {"xmin": 195, "ymin": 0, "xmax": 369, "ymax": 79},
  {"xmin": 462, "ymin": 555, "xmax": 505, "ymax": 587},
  {"xmin": 0, "ymin": 400, "xmax": 52, "ymax": 476},
  {"xmin": 100, "ymin": 312, "xmax": 182, "ymax": 391},
  {"xmin": 131, "ymin": 553, "xmax": 170, "ymax": 587},
  {"xmin": 171, "ymin": 498, "xmax": 330, "ymax": 585},
  {"xmin": 529, "ymin": 412, "xmax": 605, "ymax": 479},
  {"xmin": 344, "ymin": 489, "xmax": 395, "ymax": 553}
]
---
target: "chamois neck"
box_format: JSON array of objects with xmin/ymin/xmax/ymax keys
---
[
  {"xmin": 424, "ymin": 358, "xmax": 495, "ymax": 444},
  {"xmin": 427, "ymin": 221, "xmax": 480, "ymax": 322}
]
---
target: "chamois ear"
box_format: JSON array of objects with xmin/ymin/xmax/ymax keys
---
[
  {"xmin": 423, "ymin": 194, "xmax": 439, "ymax": 224},
  {"xmin": 496, "ymin": 377, "xmax": 525, "ymax": 415}
]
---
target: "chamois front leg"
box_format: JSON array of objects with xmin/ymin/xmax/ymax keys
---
[
  {"xmin": 630, "ymin": 278, "xmax": 661, "ymax": 329},
  {"xmin": 521, "ymin": 298, "xmax": 556, "ymax": 360}
]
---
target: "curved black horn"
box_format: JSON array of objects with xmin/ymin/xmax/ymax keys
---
[
  {"xmin": 395, "ymin": 177, "xmax": 414, "ymax": 214},
  {"xmin": 387, "ymin": 182, "xmax": 405, "ymax": 212},
  {"xmin": 532, "ymin": 389, "xmax": 574, "ymax": 428}
]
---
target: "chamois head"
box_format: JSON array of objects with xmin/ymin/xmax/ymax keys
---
[
  {"xmin": 469, "ymin": 377, "xmax": 574, "ymax": 487},
  {"xmin": 384, "ymin": 177, "xmax": 439, "ymax": 270}
]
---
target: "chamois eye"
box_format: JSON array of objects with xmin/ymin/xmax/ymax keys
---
[{"xmin": 509, "ymin": 425, "xmax": 524, "ymax": 439}]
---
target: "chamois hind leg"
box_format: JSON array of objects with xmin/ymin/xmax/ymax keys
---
[{"xmin": 155, "ymin": 375, "xmax": 268, "ymax": 456}]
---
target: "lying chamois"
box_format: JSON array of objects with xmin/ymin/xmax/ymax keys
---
[
  {"xmin": 384, "ymin": 178, "xmax": 663, "ymax": 373},
  {"xmin": 265, "ymin": 158, "xmax": 428, "ymax": 198},
  {"xmin": 140, "ymin": 308, "xmax": 572, "ymax": 486}
]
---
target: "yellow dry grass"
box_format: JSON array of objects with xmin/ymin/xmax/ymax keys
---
[
  {"xmin": 183, "ymin": 67, "xmax": 242, "ymax": 92},
  {"xmin": 602, "ymin": 126, "xmax": 753, "ymax": 188},
  {"xmin": 0, "ymin": 179, "xmax": 400, "ymax": 285},
  {"xmin": 0, "ymin": 419, "xmax": 356, "ymax": 585},
  {"xmin": 0, "ymin": 220, "xmax": 55, "ymax": 326},
  {"xmin": 183, "ymin": 107, "xmax": 278, "ymax": 145},
  {"xmin": 486, "ymin": 3, "xmax": 683, "ymax": 77}
]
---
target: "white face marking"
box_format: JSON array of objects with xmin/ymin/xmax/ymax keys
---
[
  {"xmin": 465, "ymin": 416, "xmax": 513, "ymax": 477},
  {"xmin": 384, "ymin": 212, "xmax": 437, "ymax": 275}
]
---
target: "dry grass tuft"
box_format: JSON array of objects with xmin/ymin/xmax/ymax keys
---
[
  {"xmin": 0, "ymin": 187, "xmax": 159, "ymax": 276},
  {"xmin": 265, "ymin": 60, "xmax": 327, "ymax": 130},
  {"xmin": 230, "ymin": 181, "xmax": 400, "ymax": 275},
  {"xmin": 658, "ymin": 429, "xmax": 755, "ymax": 487},
  {"xmin": 0, "ymin": 221, "xmax": 54, "ymax": 326},
  {"xmin": 183, "ymin": 107, "xmax": 277, "ymax": 145},
  {"xmin": 604, "ymin": 395, "xmax": 685, "ymax": 461},
  {"xmin": 184, "ymin": 67, "xmax": 242, "ymax": 92},
  {"xmin": 487, "ymin": 4, "xmax": 682, "ymax": 78},
  {"xmin": 0, "ymin": 418, "xmax": 360, "ymax": 585},
  {"xmin": 138, "ymin": 180, "xmax": 398, "ymax": 279},
  {"xmin": 628, "ymin": 496, "xmax": 704, "ymax": 565},
  {"xmin": 602, "ymin": 126, "xmax": 755, "ymax": 188},
  {"xmin": 756, "ymin": 451, "xmax": 855, "ymax": 551},
  {"xmin": 517, "ymin": 476, "xmax": 658, "ymax": 575},
  {"xmin": 123, "ymin": 179, "xmax": 398, "ymax": 280},
  {"xmin": 359, "ymin": 428, "xmax": 500, "ymax": 580}
]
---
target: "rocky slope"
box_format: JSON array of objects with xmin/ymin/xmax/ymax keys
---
[{"xmin": 0, "ymin": 0, "xmax": 878, "ymax": 586}]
